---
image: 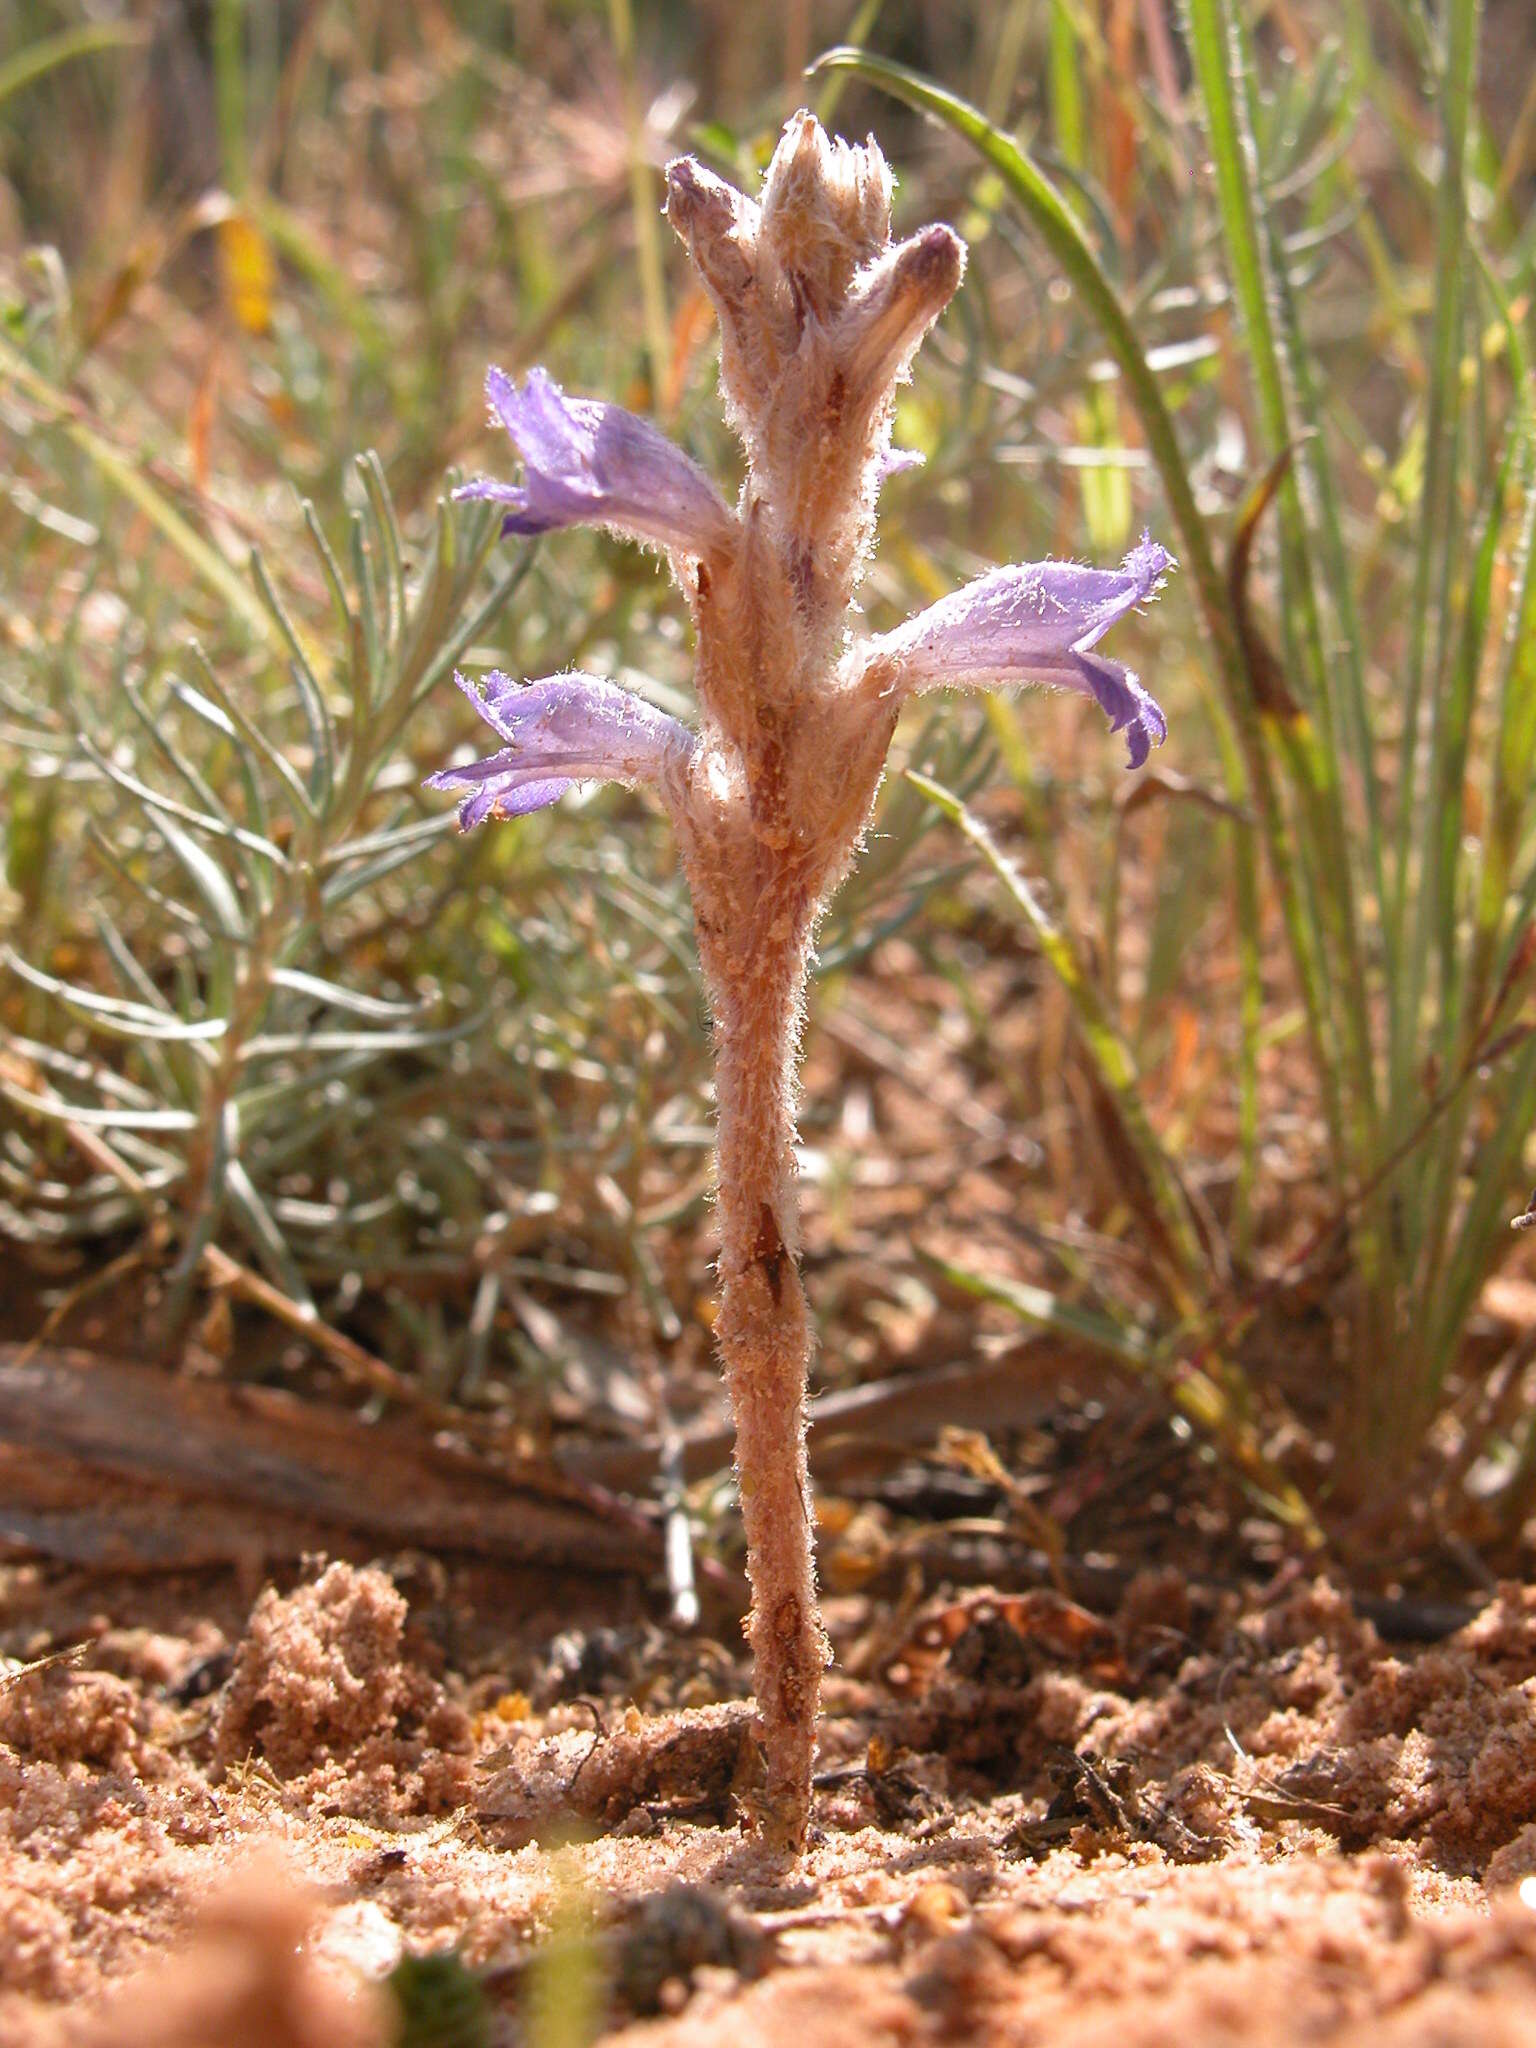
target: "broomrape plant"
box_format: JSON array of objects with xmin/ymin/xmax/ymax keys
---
[{"xmin": 429, "ymin": 112, "xmax": 1171, "ymax": 1845}]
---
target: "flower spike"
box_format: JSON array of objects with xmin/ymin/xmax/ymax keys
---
[
  {"xmin": 432, "ymin": 113, "xmax": 1174, "ymax": 1851},
  {"xmin": 425, "ymin": 671, "xmax": 696, "ymax": 828},
  {"xmin": 454, "ymin": 368, "xmax": 737, "ymax": 561}
]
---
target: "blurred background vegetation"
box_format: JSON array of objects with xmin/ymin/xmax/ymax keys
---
[{"xmin": 3, "ymin": 0, "xmax": 1535, "ymax": 1589}]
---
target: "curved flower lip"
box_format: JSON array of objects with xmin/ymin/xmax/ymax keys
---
[
  {"xmin": 425, "ymin": 670, "xmax": 698, "ymax": 829},
  {"xmin": 863, "ymin": 536, "xmax": 1173, "ymax": 768},
  {"xmin": 454, "ymin": 367, "xmax": 736, "ymax": 561}
]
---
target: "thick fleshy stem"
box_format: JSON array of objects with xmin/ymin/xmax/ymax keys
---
[
  {"xmin": 705, "ymin": 930, "xmax": 823, "ymax": 1833},
  {"xmin": 661, "ymin": 119, "xmax": 960, "ymax": 1839},
  {"xmin": 433, "ymin": 110, "xmax": 1171, "ymax": 1850}
]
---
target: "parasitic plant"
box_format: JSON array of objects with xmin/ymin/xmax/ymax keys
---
[{"xmin": 430, "ymin": 112, "xmax": 1171, "ymax": 1845}]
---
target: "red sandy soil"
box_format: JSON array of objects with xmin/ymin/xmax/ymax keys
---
[{"xmin": 3, "ymin": 1555, "xmax": 1536, "ymax": 2045}]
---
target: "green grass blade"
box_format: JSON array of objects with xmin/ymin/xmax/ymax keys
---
[
  {"xmin": 1423, "ymin": 1035, "xmax": 1536, "ymax": 1397},
  {"xmin": 1463, "ymin": 255, "xmax": 1536, "ymax": 1043},
  {"xmin": 919, "ymin": 1250, "xmax": 1155, "ymax": 1365},
  {"xmin": 1430, "ymin": 430, "xmax": 1522, "ymax": 1044},
  {"xmin": 1392, "ymin": 0, "xmax": 1481, "ymax": 973},
  {"xmin": 1410, "ymin": 296, "xmax": 1536, "ymax": 1380},
  {"xmin": 1186, "ymin": 0, "xmax": 1381, "ymax": 1171},
  {"xmin": 1231, "ymin": 815, "xmax": 1262, "ymax": 1264},
  {"xmin": 0, "ymin": 23, "xmax": 146, "ymax": 110},
  {"xmin": 811, "ymin": 0, "xmax": 887, "ymax": 126},
  {"xmin": 607, "ymin": 0, "xmax": 670, "ymax": 408},
  {"xmin": 212, "ymin": 0, "xmax": 249, "ymax": 197},
  {"xmin": 924, "ymin": 1252, "xmax": 1319, "ymax": 1537},
  {"xmin": 0, "ymin": 336, "xmax": 274, "ymax": 646},
  {"xmin": 907, "ymin": 769, "xmax": 1207, "ymax": 1308},
  {"xmin": 1048, "ymin": 0, "xmax": 1086, "ymax": 169}
]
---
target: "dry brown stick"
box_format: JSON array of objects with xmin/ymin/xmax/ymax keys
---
[
  {"xmin": 198, "ymin": 1244, "xmax": 460, "ymax": 1425},
  {"xmin": 0, "ymin": 1346, "xmax": 661, "ymax": 1575}
]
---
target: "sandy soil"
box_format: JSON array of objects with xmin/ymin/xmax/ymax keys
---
[{"xmin": 3, "ymin": 1551, "xmax": 1536, "ymax": 2046}]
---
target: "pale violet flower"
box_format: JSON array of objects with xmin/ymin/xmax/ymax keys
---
[
  {"xmin": 862, "ymin": 535, "xmax": 1172, "ymax": 768},
  {"xmin": 425, "ymin": 671, "xmax": 696, "ymax": 829},
  {"xmin": 453, "ymin": 367, "xmax": 735, "ymax": 560}
]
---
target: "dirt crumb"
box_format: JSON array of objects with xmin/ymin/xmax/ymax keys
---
[
  {"xmin": 478, "ymin": 1700, "xmax": 757, "ymax": 1839},
  {"xmin": 607, "ymin": 1962, "xmax": 922, "ymax": 2048},
  {"xmin": 213, "ymin": 1561, "xmax": 473, "ymax": 1817},
  {"xmin": 0, "ymin": 1664, "xmax": 172, "ymax": 1779},
  {"xmin": 1486, "ymin": 1823, "xmax": 1536, "ymax": 1889}
]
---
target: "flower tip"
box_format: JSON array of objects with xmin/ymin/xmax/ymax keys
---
[
  {"xmin": 910, "ymin": 221, "xmax": 967, "ymax": 293},
  {"xmin": 483, "ymin": 361, "xmax": 518, "ymax": 420},
  {"xmin": 663, "ymin": 154, "xmax": 737, "ymax": 234},
  {"xmin": 1125, "ymin": 533, "xmax": 1175, "ymax": 601},
  {"xmin": 1121, "ymin": 686, "xmax": 1168, "ymax": 770},
  {"xmin": 663, "ymin": 154, "xmax": 703, "ymax": 201}
]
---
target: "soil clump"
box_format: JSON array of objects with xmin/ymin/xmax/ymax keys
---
[{"xmin": 3, "ymin": 1554, "xmax": 1535, "ymax": 2044}]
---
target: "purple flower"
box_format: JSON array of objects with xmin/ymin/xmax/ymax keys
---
[
  {"xmin": 454, "ymin": 367, "xmax": 736, "ymax": 560},
  {"xmin": 864, "ymin": 535, "xmax": 1173, "ymax": 768},
  {"xmin": 425, "ymin": 671, "xmax": 697, "ymax": 829}
]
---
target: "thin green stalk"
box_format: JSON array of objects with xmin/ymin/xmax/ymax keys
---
[
  {"xmin": 983, "ymin": 0, "xmax": 1035, "ymax": 128},
  {"xmin": 908, "ymin": 770, "xmax": 1208, "ymax": 1313},
  {"xmin": 0, "ymin": 21, "xmax": 146, "ymax": 109},
  {"xmin": 1423, "ymin": 1035, "xmax": 1536, "ymax": 1394},
  {"xmin": 1231, "ymin": 814, "xmax": 1261, "ymax": 1265},
  {"xmin": 607, "ymin": 0, "xmax": 671, "ymax": 410},
  {"xmin": 1458, "ymin": 257, "xmax": 1536, "ymax": 1058},
  {"xmin": 1411, "ymin": 320, "xmax": 1536, "ymax": 1395},
  {"xmin": 213, "ymin": 0, "xmax": 250, "ymax": 198},
  {"xmin": 1225, "ymin": 5, "xmax": 1386, "ymax": 946},
  {"xmin": 1185, "ymin": 0, "xmax": 1380, "ymax": 1161},
  {"xmin": 1391, "ymin": 0, "xmax": 1481, "ymax": 1020},
  {"xmin": 1428, "ymin": 434, "xmax": 1523, "ymax": 1055},
  {"xmin": 810, "ymin": 0, "xmax": 886, "ymax": 126},
  {"xmin": 1048, "ymin": 0, "xmax": 1086, "ymax": 166}
]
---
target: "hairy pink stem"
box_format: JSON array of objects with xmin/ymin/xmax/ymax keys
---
[
  {"xmin": 703, "ymin": 923, "xmax": 824, "ymax": 1834},
  {"xmin": 436, "ymin": 110, "xmax": 1168, "ymax": 1850}
]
